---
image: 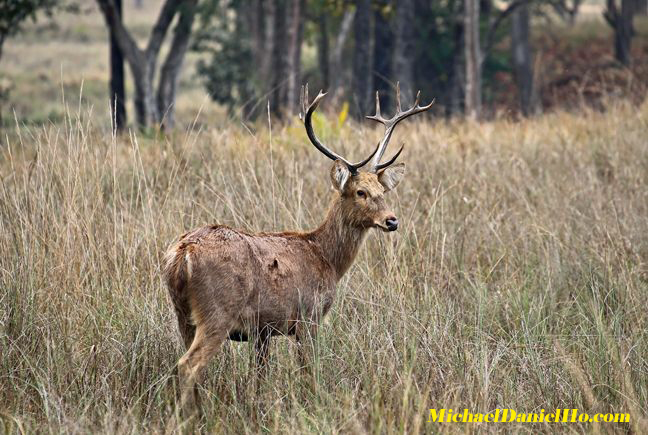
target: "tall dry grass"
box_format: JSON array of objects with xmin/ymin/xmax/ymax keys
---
[{"xmin": 1, "ymin": 100, "xmax": 647, "ymax": 433}]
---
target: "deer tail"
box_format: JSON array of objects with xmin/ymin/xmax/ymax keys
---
[{"xmin": 163, "ymin": 237, "xmax": 195, "ymax": 348}]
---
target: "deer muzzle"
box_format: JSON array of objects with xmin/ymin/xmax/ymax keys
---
[{"xmin": 385, "ymin": 216, "xmax": 399, "ymax": 232}]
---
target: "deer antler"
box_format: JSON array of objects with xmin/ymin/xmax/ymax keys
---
[
  {"xmin": 300, "ymin": 84, "xmax": 378, "ymax": 175},
  {"xmin": 366, "ymin": 82, "xmax": 434, "ymax": 172}
]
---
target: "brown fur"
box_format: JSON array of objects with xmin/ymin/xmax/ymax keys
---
[{"xmin": 163, "ymin": 164, "xmax": 404, "ymax": 411}]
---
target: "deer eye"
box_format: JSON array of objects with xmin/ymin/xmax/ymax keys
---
[{"xmin": 356, "ymin": 190, "xmax": 366, "ymax": 198}]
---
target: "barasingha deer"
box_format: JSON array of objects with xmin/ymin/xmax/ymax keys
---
[{"xmin": 163, "ymin": 83, "xmax": 433, "ymax": 411}]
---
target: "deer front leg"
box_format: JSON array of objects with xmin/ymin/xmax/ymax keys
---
[
  {"xmin": 253, "ymin": 327, "xmax": 272, "ymax": 384},
  {"xmin": 295, "ymin": 320, "xmax": 320, "ymax": 391}
]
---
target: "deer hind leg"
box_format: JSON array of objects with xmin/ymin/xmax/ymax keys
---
[
  {"xmin": 177, "ymin": 322, "xmax": 228, "ymax": 415},
  {"xmin": 176, "ymin": 309, "xmax": 196, "ymax": 349}
]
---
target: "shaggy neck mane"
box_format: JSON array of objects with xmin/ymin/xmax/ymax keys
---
[{"xmin": 308, "ymin": 194, "xmax": 368, "ymax": 280}]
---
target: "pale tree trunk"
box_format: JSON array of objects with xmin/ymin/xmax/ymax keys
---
[
  {"xmin": 511, "ymin": 3, "xmax": 536, "ymax": 116},
  {"xmin": 157, "ymin": 0, "xmax": 197, "ymax": 129},
  {"xmin": 285, "ymin": 0, "xmax": 305, "ymax": 115},
  {"xmin": 447, "ymin": 12, "xmax": 464, "ymax": 118},
  {"xmin": 393, "ymin": 0, "xmax": 416, "ymax": 102},
  {"xmin": 351, "ymin": 0, "xmax": 372, "ymax": 119},
  {"xmin": 317, "ymin": 12, "xmax": 330, "ymax": 90},
  {"xmin": 461, "ymin": 0, "xmax": 532, "ymax": 119},
  {"xmin": 329, "ymin": 8, "xmax": 355, "ymax": 101},
  {"xmin": 464, "ymin": 0, "xmax": 481, "ymax": 120}
]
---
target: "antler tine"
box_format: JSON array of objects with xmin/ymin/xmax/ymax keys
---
[
  {"xmin": 375, "ymin": 144, "xmax": 404, "ymax": 171},
  {"xmin": 366, "ymin": 91, "xmax": 389, "ymax": 124},
  {"xmin": 365, "ymin": 83, "xmax": 434, "ymax": 172},
  {"xmin": 374, "ymin": 91, "xmax": 381, "ymax": 118},
  {"xmin": 300, "ymin": 83, "xmax": 375, "ymax": 174}
]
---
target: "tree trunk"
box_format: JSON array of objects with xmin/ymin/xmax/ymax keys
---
[
  {"xmin": 131, "ymin": 62, "xmax": 157, "ymax": 127},
  {"xmin": 637, "ymin": 0, "xmax": 647, "ymax": 15},
  {"xmin": 260, "ymin": 0, "xmax": 276, "ymax": 105},
  {"xmin": 329, "ymin": 8, "xmax": 355, "ymax": 101},
  {"xmin": 157, "ymin": 0, "xmax": 197, "ymax": 129},
  {"xmin": 351, "ymin": 0, "xmax": 372, "ymax": 119},
  {"xmin": 511, "ymin": 3, "xmax": 535, "ymax": 116},
  {"xmin": 373, "ymin": 2, "xmax": 392, "ymax": 111},
  {"xmin": 109, "ymin": 0, "xmax": 127, "ymax": 131},
  {"xmin": 96, "ymin": 0, "xmax": 180, "ymax": 128},
  {"xmin": 464, "ymin": 0, "xmax": 481, "ymax": 120},
  {"xmin": 616, "ymin": 0, "xmax": 634, "ymax": 66},
  {"xmin": 317, "ymin": 12, "xmax": 330, "ymax": 90},
  {"xmin": 249, "ymin": 0, "xmax": 265, "ymax": 74},
  {"xmin": 285, "ymin": 0, "xmax": 305, "ymax": 115},
  {"xmin": 272, "ymin": 0, "xmax": 288, "ymax": 117},
  {"xmin": 447, "ymin": 14, "xmax": 464, "ymax": 118},
  {"xmin": 605, "ymin": 0, "xmax": 635, "ymax": 67},
  {"xmin": 393, "ymin": 0, "xmax": 416, "ymax": 102}
]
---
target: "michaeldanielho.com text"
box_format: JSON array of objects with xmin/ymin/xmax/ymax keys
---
[{"xmin": 428, "ymin": 409, "xmax": 630, "ymax": 424}]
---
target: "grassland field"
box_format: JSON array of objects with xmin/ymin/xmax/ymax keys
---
[{"xmin": 1, "ymin": 1, "xmax": 648, "ymax": 434}]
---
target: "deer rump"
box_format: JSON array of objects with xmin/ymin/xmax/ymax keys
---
[{"xmin": 163, "ymin": 224, "xmax": 337, "ymax": 344}]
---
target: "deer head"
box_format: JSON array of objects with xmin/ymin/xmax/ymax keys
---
[{"xmin": 300, "ymin": 83, "xmax": 433, "ymax": 232}]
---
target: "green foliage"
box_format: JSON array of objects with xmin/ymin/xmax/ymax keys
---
[
  {"xmin": 0, "ymin": 0, "xmax": 58, "ymax": 42},
  {"xmin": 193, "ymin": 0, "xmax": 258, "ymax": 119},
  {"xmin": 412, "ymin": 0, "xmax": 515, "ymax": 111}
]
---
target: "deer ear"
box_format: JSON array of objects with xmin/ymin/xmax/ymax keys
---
[
  {"xmin": 378, "ymin": 163, "xmax": 405, "ymax": 191},
  {"xmin": 330, "ymin": 160, "xmax": 351, "ymax": 191}
]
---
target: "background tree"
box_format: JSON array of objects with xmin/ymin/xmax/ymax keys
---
[
  {"xmin": 464, "ymin": 0, "xmax": 481, "ymax": 120},
  {"xmin": 96, "ymin": 0, "xmax": 198, "ymax": 128},
  {"xmin": 393, "ymin": 0, "xmax": 416, "ymax": 102},
  {"xmin": 0, "ymin": 0, "xmax": 59, "ymax": 63},
  {"xmin": 604, "ymin": 0, "xmax": 636, "ymax": 66},
  {"xmin": 372, "ymin": 1, "xmax": 393, "ymax": 111},
  {"xmin": 194, "ymin": 1, "xmax": 256, "ymax": 119},
  {"xmin": 464, "ymin": 0, "xmax": 534, "ymax": 119},
  {"xmin": 351, "ymin": 0, "xmax": 372, "ymax": 119},
  {"xmin": 195, "ymin": 0, "xmax": 307, "ymax": 120},
  {"xmin": 193, "ymin": 0, "xmax": 593, "ymax": 123},
  {"xmin": 328, "ymin": 6, "xmax": 355, "ymax": 102},
  {"xmin": 109, "ymin": 0, "xmax": 126, "ymax": 131},
  {"xmin": 549, "ymin": 0, "xmax": 583, "ymax": 24},
  {"xmin": 511, "ymin": 2, "xmax": 536, "ymax": 116},
  {"xmin": 283, "ymin": 0, "xmax": 306, "ymax": 115}
]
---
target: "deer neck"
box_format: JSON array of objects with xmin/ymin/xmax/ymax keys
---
[{"xmin": 310, "ymin": 196, "xmax": 368, "ymax": 280}]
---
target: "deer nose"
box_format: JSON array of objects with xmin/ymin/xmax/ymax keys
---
[{"xmin": 385, "ymin": 217, "xmax": 399, "ymax": 232}]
